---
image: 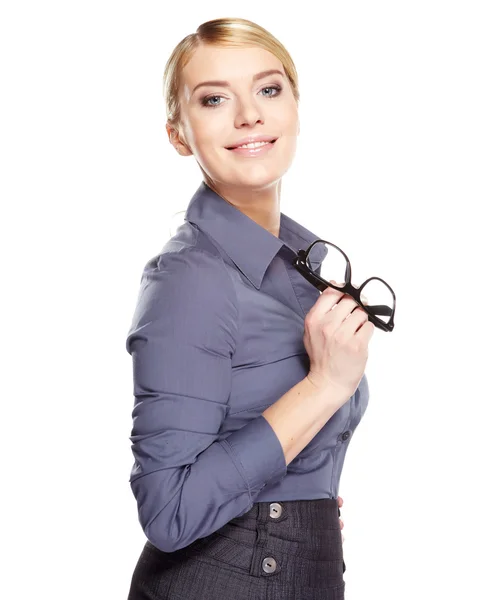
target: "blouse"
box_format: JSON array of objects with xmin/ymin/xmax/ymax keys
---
[{"xmin": 125, "ymin": 180, "xmax": 370, "ymax": 552}]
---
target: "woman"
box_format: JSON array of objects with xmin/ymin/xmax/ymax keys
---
[{"xmin": 126, "ymin": 17, "xmax": 374, "ymax": 600}]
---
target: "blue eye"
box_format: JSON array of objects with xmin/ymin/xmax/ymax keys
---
[{"xmin": 201, "ymin": 85, "xmax": 282, "ymax": 108}]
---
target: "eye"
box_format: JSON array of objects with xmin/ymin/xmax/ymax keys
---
[
  {"xmin": 261, "ymin": 85, "xmax": 282, "ymax": 98},
  {"xmin": 201, "ymin": 84, "xmax": 283, "ymax": 108},
  {"xmin": 201, "ymin": 95, "xmax": 224, "ymax": 108}
]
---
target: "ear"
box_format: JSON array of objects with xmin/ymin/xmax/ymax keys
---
[{"xmin": 165, "ymin": 122, "xmax": 193, "ymax": 156}]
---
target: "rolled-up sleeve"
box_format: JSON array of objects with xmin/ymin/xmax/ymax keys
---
[{"xmin": 126, "ymin": 248, "xmax": 287, "ymax": 552}]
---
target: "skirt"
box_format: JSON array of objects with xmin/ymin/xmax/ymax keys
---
[{"xmin": 127, "ymin": 498, "xmax": 346, "ymax": 600}]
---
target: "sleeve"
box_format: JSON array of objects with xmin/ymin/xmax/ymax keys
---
[{"xmin": 126, "ymin": 248, "xmax": 287, "ymax": 553}]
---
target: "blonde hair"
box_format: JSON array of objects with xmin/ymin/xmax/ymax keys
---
[{"xmin": 163, "ymin": 17, "xmax": 300, "ymax": 130}]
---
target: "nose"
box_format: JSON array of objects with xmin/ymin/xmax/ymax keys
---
[{"xmin": 234, "ymin": 96, "xmax": 265, "ymax": 128}]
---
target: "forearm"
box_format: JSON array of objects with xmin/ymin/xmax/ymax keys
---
[
  {"xmin": 262, "ymin": 376, "xmax": 348, "ymax": 467},
  {"xmin": 130, "ymin": 378, "xmax": 346, "ymax": 553}
]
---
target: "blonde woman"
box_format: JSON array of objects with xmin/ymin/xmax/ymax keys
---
[{"xmin": 126, "ymin": 17, "xmax": 374, "ymax": 600}]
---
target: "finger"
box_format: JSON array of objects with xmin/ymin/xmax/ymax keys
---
[
  {"xmin": 326, "ymin": 293, "xmax": 359, "ymax": 322},
  {"xmin": 340, "ymin": 305, "xmax": 370, "ymax": 337},
  {"xmin": 337, "ymin": 496, "xmax": 343, "ymax": 508},
  {"xmin": 352, "ymin": 283, "xmax": 369, "ymax": 306},
  {"xmin": 307, "ymin": 279, "xmax": 345, "ymax": 320},
  {"xmin": 356, "ymin": 317, "xmax": 376, "ymax": 341},
  {"xmin": 323, "ymin": 280, "xmax": 363, "ymax": 331},
  {"xmin": 339, "ymin": 519, "xmax": 344, "ymax": 529}
]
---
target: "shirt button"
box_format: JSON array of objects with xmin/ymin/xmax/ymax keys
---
[
  {"xmin": 341, "ymin": 430, "xmax": 351, "ymax": 441},
  {"xmin": 269, "ymin": 502, "xmax": 283, "ymax": 519},
  {"xmin": 262, "ymin": 557, "xmax": 277, "ymax": 573}
]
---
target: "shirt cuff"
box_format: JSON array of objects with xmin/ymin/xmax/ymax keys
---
[{"xmin": 220, "ymin": 415, "xmax": 287, "ymax": 495}]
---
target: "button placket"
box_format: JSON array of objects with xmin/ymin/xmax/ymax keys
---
[{"xmin": 259, "ymin": 502, "xmax": 284, "ymax": 575}]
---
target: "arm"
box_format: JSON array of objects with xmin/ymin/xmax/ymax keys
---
[{"xmin": 126, "ymin": 248, "xmax": 287, "ymax": 553}]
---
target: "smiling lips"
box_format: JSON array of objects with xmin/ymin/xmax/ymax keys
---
[
  {"xmin": 226, "ymin": 137, "xmax": 278, "ymax": 157},
  {"xmin": 226, "ymin": 135, "xmax": 278, "ymax": 149}
]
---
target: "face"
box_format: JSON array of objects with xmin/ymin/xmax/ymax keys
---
[{"xmin": 167, "ymin": 44, "xmax": 300, "ymax": 192}]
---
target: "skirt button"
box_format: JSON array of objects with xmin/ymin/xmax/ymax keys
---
[
  {"xmin": 269, "ymin": 502, "xmax": 283, "ymax": 519},
  {"xmin": 262, "ymin": 557, "xmax": 277, "ymax": 573}
]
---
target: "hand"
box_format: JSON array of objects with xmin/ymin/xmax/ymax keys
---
[
  {"xmin": 338, "ymin": 495, "xmax": 345, "ymax": 543},
  {"xmin": 304, "ymin": 280, "xmax": 374, "ymax": 403}
]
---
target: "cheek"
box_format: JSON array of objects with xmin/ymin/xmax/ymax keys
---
[
  {"xmin": 191, "ymin": 111, "xmax": 227, "ymax": 137},
  {"xmin": 281, "ymin": 108, "xmax": 299, "ymax": 135},
  {"xmin": 187, "ymin": 119, "xmax": 229, "ymax": 163}
]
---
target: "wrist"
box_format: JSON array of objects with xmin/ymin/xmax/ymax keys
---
[{"xmin": 305, "ymin": 372, "xmax": 351, "ymax": 407}]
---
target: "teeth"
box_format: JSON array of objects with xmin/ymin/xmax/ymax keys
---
[{"xmin": 236, "ymin": 141, "xmax": 271, "ymax": 149}]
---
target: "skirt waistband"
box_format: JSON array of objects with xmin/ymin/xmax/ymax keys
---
[
  {"xmin": 146, "ymin": 498, "xmax": 345, "ymax": 584},
  {"xmin": 232, "ymin": 497, "xmax": 341, "ymax": 529}
]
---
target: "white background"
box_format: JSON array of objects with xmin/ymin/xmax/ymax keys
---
[{"xmin": 1, "ymin": 1, "xmax": 480, "ymax": 598}]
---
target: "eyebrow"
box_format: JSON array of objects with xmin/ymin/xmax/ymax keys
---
[{"xmin": 191, "ymin": 69, "xmax": 286, "ymax": 95}]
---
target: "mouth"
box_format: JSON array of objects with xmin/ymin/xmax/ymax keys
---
[{"xmin": 225, "ymin": 138, "xmax": 278, "ymax": 150}]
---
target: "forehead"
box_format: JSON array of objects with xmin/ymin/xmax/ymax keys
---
[{"xmin": 181, "ymin": 45, "xmax": 284, "ymax": 89}]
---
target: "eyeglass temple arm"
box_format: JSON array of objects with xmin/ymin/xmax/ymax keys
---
[{"xmin": 365, "ymin": 304, "xmax": 393, "ymax": 317}]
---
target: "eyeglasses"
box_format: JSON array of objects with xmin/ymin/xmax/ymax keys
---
[{"xmin": 292, "ymin": 239, "xmax": 396, "ymax": 332}]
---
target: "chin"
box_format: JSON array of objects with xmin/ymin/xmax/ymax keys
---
[
  {"xmin": 235, "ymin": 159, "xmax": 290, "ymax": 182},
  {"xmin": 233, "ymin": 172, "xmax": 283, "ymax": 191},
  {"xmin": 203, "ymin": 155, "xmax": 292, "ymax": 190}
]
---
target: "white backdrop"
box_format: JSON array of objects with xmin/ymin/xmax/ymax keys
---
[{"xmin": 1, "ymin": 1, "xmax": 480, "ymax": 598}]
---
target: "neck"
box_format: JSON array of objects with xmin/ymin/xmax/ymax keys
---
[{"xmin": 205, "ymin": 178, "xmax": 281, "ymax": 238}]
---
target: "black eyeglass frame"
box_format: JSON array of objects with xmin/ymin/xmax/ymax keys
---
[{"xmin": 291, "ymin": 239, "xmax": 396, "ymax": 333}]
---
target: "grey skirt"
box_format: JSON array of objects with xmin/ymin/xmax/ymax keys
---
[{"xmin": 127, "ymin": 498, "xmax": 346, "ymax": 599}]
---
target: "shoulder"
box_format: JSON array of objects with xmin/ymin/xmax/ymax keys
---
[
  {"xmin": 129, "ymin": 227, "xmax": 239, "ymax": 350},
  {"xmin": 141, "ymin": 247, "xmax": 234, "ymax": 314},
  {"xmin": 142, "ymin": 226, "xmax": 235, "ymax": 304}
]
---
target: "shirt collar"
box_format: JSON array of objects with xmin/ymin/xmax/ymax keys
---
[{"xmin": 184, "ymin": 181, "xmax": 321, "ymax": 290}]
